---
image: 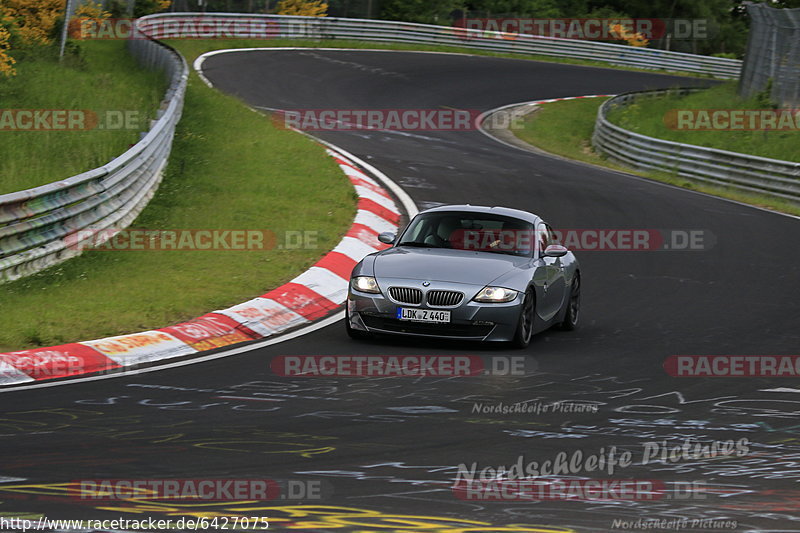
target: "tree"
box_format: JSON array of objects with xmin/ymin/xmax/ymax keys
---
[
  {"xmin": 0, "ymin": 25, "xmax": 14, "ymax": 77},
  {"xmin": 0, "ymin": 4, "xmax": 15, "ymax": 75},
  {"xmin": 276, "ymin": 0, "xmax": 329, "ymax": 16},
  {"xmin": 68, "ymin": 0, "xmax": 111, "ymax": 40},
  {"xmin": 464, "ymin": 0, "xmax": 562, "ymax": 17},
  {"xmin": 105, "ymin": 0, "xmax": 171, "ymax": 17},
  {"xmin": 608, "ymin": 22, "xmax": 649, "ymax": 46},
  {"xmin": 1, "ymin": 0, "xmax": 63, "ymax": 46},
  {"xmin": 380, "ymin": 0, "xmax": 462, "ymax": 23},
  {"xmin": 583, "ymin": 0, "xmax": 749, "ymax": 56},
  {"xmin": 134, "ymin": 0, "xmax": 171, "ymax": 17}
]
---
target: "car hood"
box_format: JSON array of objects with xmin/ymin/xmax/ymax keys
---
[{"xmin": 373, "ymin": 246, "xmax": 528, "ymax": 286}]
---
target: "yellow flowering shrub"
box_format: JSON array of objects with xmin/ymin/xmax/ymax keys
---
[
  {"xmin": 609, "ymin": 22, "xmax": 649, "ymax": 47},
  {"xmin": 2, "ymin": 0, "xmax": 63, "ymax": 46},
  {"xmin": 276, "ymin": 0, "xmax": 328, "ymax": 17},
  {"xmin": 0, "ymin": 25, "xmax": 15, "ymax": 76}
]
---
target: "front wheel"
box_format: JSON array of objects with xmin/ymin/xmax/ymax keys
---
[
  {"xmin": 511, "ymin": 288, "xmax": 535, "ymax": 349},
  {"xmin": 557, "ymin": 273, "xmax": 580, "ymax": 331}
]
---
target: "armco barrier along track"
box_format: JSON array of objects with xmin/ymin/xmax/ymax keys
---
[
  {"xmin": 0, "ymin": 150, "xmax": 399, "ymax": 387},
  {"xmin": 137, "ymin": 12, "xmax": 741, "ymax": 79},
  {"xmin": 592, "ymin": 89, "xmax": 800, "ymax": 202},
  {"xmin": 0, "ymin": 13, "xmax": 741, "ymax": 284},
  {"xmin": 0, "ymin": 13, "xmax": 765, "ymax": 385},
  {"xmin": 0, "ymin": 26, "xmax": 188, "ymax": 283}
]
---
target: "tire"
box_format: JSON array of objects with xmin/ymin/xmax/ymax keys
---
[
  {"xmin": 345, "ymin": 306, "xmax": 371, "ymax": 340},
  {"xmin": 511, "ymin": 288, "xmax": 535, "ymax": 349},
  {"xmin": 557, "ymin": 272, "xmax": 580, "ymax": 331}
]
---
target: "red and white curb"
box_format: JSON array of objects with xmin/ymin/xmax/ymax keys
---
[
  {"xmin": 477, "ymin": 94, "xmax": 615, "ymax": 153},
  {"xmin": 477, "ymin": 94, "xmax": 615, "ymax": 132},
  {"xmin": 0, "ymin": 148, "xmax": 401, "ymax": 387},
  {"xmin": 527, "ymin": 94, "xmax": 615, "ymax": 105},
  {"xmin": 480, "ymin": 94, "xmax": 615, "ymax": 121}
]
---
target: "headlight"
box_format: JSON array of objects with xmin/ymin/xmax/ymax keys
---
[
  {"xmin": 473, "ymin": 286, "xmax": 518, "ymax": 303},
  {"xmin": 351, "ymin": 276, "xmax": 380, "ymax": 294}
]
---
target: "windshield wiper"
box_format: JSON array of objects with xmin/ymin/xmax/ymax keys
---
[
  {"xmin": 397, "ymin": 242, "xmax": 440, "ymax": 248},
  {"xmin": 481, "ymin": 248, "xmax": 528, "ymax": 257}
]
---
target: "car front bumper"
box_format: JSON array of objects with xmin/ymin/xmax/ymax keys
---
[{"xmin": 347, "ymin": 278, "xmax": 523, "ymax": 342}]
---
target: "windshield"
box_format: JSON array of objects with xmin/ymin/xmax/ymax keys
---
[{"xmin": 397, "ymin": 211, "xmax": 536, "ymax": 257}]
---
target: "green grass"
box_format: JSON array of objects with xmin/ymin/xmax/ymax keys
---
[
  {"xmin": 0, "ymin": 37, "xmax": 734, "ymax": 350},
  {"xmin": 514, "ymin": 98, "xmax": 606, "ymax": 165},
  {"xmin": 0, "ymin": 41, "xmax": 167, "ymax": 194},
  {"xmin": 606, "ymin": 82, "xmax": 800, "ymax": 162},
  {"xmin": 166, "ymin": 37, "xmax": 714, "ymax": 80},
  {"xmin": 0, "ymin": 42, "xmax": 355, "ymax": 351},
  {"xmin": 513, "ymin": 97, "xmax": 800, "ymax": 217}
]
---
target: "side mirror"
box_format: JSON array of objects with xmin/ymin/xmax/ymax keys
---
[
  {"xmin": 378, "ymin": 232, "xmax": 396, "ymax": 245},
  {"xmin": 543, "ymin": 244, "xmax": 568, "ymax": 257}
]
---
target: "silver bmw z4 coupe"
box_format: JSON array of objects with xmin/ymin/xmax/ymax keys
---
[{"xmin": 345, "ymin": 205, "xmax": 580, "ymax": 348}]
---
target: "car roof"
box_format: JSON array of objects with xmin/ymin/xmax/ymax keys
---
[{"xmin": 417, "ymin": 204, "xmax": 541, "ymax": 225}]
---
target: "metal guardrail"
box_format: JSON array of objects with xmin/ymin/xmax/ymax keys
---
[
  {"xmin": 0, "ymin": 23, "xmax": 188, "ymax": 283},
  {"xmin": 0, "ymin": 13, "xmax": 747, "ymax": 283},
  {"xmin": 592, "ymin": 89, "xmax": 800, "ymax": 202},
  {"xmin": 136, "ymin": 12, "xmax": 742, "ymax": 79},
  {"xmin": 739, "ymin": 4, "xmax": 800, "ymax": 108}
]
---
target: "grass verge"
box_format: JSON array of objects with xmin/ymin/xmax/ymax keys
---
[
  {"xmin": 0, "ymin": 42, "xmax": 355, "ymax": 351},
  {"xmin": 0, "ymin": 37, "xmax": 734, "ymax": 350},
  {"xmin": 0, "ymin": 41, "xmax": 167, "ymax": 194},
  {"xmin": 606, "ymin": 82, "xmax": 800, "ymax": 162},
  {"xmin": 512, "ymin": 97, "xmax": 800, "ymax": 217}
]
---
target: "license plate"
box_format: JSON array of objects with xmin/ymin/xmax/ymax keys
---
[{"xmin": 397, "ymin": 308, "xmax": 451, "ymax": 323}]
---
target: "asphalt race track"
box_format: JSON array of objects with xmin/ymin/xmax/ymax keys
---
[{"xmin": 2, "ymin": 50, "xmax": 800, "ymax": 532}]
